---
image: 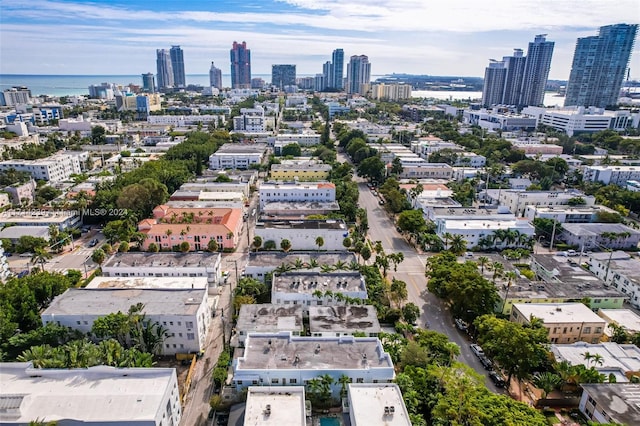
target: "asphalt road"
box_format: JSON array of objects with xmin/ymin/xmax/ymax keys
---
[{"xmin": 353, "ymin": 173, "xmax": 506, "ymax": 394}]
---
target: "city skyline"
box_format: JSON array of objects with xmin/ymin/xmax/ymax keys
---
[{"xmin": 0, "ymin": 0, "xmax": 638, "ymax": 80}]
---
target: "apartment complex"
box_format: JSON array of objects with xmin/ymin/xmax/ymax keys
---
[
  {"xmin": 523, "ymin": 106, "xmax": 636, "ymax": 136},
  {"xmin": 255, "ymin": 219, "xmax": 348, "ymax": 251},
  {"xmin": 259, "ymin": 182, "xmax": 336, "ymax": 209},
  {"xmin": 208, "ymin": 143, "xmax": 268, "ymax": 170},
  {"xmin": 0, "ymin": 153, "xmax": 82, "ymax": 182}
]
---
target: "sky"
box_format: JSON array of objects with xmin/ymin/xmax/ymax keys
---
[{"xmin": 0, "ymin": 0, "xmax": 639, "ymax": 80}]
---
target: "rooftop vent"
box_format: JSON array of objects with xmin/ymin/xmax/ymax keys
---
[{"xmin": 264, "ymin": 404, "xmax": 271, "ymax": 416}]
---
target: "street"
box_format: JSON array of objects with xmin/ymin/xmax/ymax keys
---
[{"xmin": 355, "ymin": 178, "xmax": 506, "ymax": 394}]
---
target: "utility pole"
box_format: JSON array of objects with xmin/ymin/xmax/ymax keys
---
[{"xmin": 549, "ymin": 221, "xmax": 558, "ymax": 251}]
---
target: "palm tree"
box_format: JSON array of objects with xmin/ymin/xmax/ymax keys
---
[
  {"xmin": 390, "ymin": 278, "xmax": 408, "ymax": 308},
  {"xmin": 280, "ymin": 239, "xmax": 292, "ymax": 252},
  {"xmin": 583, "ymin": 351, "xmax": 594, "ymax": 367},
  {"xmin": 337, "ymin": 374, "xmax": 351, "ymax": 398},
  {"xmin": 315, "ymin": 236, "xmax": 325, "ymax": 251},
  {"xmin": 441, "ymin": 232, "xmax": 453, "ymax": 251},
  {"xmin": 389, "ymin": 252, "xmax": 404, "ymax": 272},
  {"xmin": 491, "ymin": 261, "xmax": 504, "ymax": 284},
  {"xmin": 31, "ymin": 248, "xmax": 51, "ymax": 272},
  {"xmin": 308, "ymin": 258, "xmax": 319, "ymax": 269},
  {"xmin": 334, "ymin": 260, "xmax": 347, "ymax": 270},
  {"xmin": 252, "ymin": 236, "xmax": 262, "ymax": 252},
  {"xmin": 293, "ymin": 258, "xmax": 304, "ymax": 269},
  {"xmin": 449, "ymin": 234, "xmax": 467, "ymax": 255},
  {"xmin": 501, "ymin": 271, "xmax": 518, "ymax": 312},
  {"xmin": 532, "ymin": 372, "xmax": 562, "ymax": 399},
  {"xmin": 477, "ymin": 256, "xmax": 489, "ymax": 275}
]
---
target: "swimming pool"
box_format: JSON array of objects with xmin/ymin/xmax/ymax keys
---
[{"xmin": 319, "ymin": 417, "xmax": 341, "ymax": 426}]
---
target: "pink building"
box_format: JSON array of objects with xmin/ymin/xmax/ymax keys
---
[
  {"xmin": 139, "ymin": 205, "xmax": 243, "ymax": 251},
  {"xmin": 513, "ymin": 143, "xmax": 563, "ymax": 155}
]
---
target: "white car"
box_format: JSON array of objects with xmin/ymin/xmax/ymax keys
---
[{"xmin": 470, "ymin": 344, "xmax": 485, "ymax": 358}]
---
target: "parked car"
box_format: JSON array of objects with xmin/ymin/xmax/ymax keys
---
[
  {"xmin": 489, "ymin": 371, "xmax": 506, "ymax": 388},
  {"xmin": 378, "ymin": 199, "xmax": 385, "ymax": 205},
  {"xmin": 454, "ymin": 318, "xmax": 468, "ymax": 332},
  {"xmin": 478, "ymin": 355, "xmax": 493, "ymax": 370},
  {"xmin": 88, "ymin": 239, "xmax": 99, "ymax": 247},
  {"xmin": 470, "ymin": 343, "xmax": 485, "ymax": 358}
]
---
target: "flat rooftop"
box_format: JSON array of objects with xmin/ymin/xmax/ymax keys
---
[
  {"xmin": 580, "ymin": 384, "xmax": 640, "ymax": 425},
  {"xmin": 348, "ymin": 384, "xmax": 411, "ymax": 426},
  {"xmin": 273, "ymin": 271, "xmax": 365, "ymax": 294},
  {"xmin": 256, "ymin": 219, "xmax": 347, "ymax": 231},
  {"xmin": 238, "ymin": 333, "xmax": 393, "ymax": 371},
  {"xmin": 0, "ymin": 363, "xmax": 176, "ymax": 424},
  {"xmin": 261, "ymin": 201, "xmax": 340, "ymax": 212},
  {"xmin": 42, "ymin": 288, "xmax": 206, "ymax": 316},
  {"xmin": 309, "ymin": 305, "xmax": 381, "ymax": 333},
  {"xmin": 551, "ymin": 342, "xmax": 640, "ymax": 375},
  {"xmin": 270, "ymin": 163, "xmax": 332, "ymax": 171},
  {"xmin": 86, "ymin": 276, "xmax": 209, "ymax": 290},
  {"xmin": 244, "ymin": 387, "xmax": 306, "ymax": 426},
  {"xmin": 246, "ymin": 251, "xmax": 357, "ymax": 268},
  {"xmin": 237, "ymin": 304, "xmax": 303, "ymax": 333},
  {"xmin": 103, "ymin": 252, "xmax": 220, "ymax": 269},
  {"xmin": 442, "ymin": 219, "xmax": 531, "ymax": 230},
  {"xmin": 260, "ymin": 182, "xmax": 335, "ymax": 190},
  {"xmin": 0, "ymin": 210, "xmax": 77, "ymax": 224},
  {"xmin": 561, "ymin": 223, "xmax": 640, "ymax": 237},
  {"xmin": 598, "ymin": 309, "xmax": 640, "ymax": 334},
  {"xmin": 532, "ymin": 255, "xmax": 625, "ymax": 295},
  {"xmin": 214, "ymin": 143, "xmax": 268, "ymax": 154},
  {"xmin": 512, "ymin": 303, "xmax": 605, "ymax": 324}
]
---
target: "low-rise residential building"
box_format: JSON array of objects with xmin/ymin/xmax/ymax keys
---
[
  {"xmin": 598, "ymin": 309, "xmax": 640, "ymax": 339},
  {"xmin": 244, "ymin": 251, "xmax": 357, "ymax": 282},
  {"xmin": 232, "ymin": 333, "xmax": 395, "ymax": 394},
  {"xmin": 272, "ymin": 271, "xmax": 367, "ymax": 310},
  {"xmin": 208, "ymin": 143, "xmax": 268, "ymax": 170},
  {"xmin": 397, "ymin": 160, "xmax": 454, "ymax": 180},
  {"xmin": 586, "ymin": 251, "xmax": 640, "ymax": 309},
  {"xmin": 511, "ymin": 303, "xmax": 606, "ymax": 344},
  {"xmin": 487, "ymin": 189, "xmax": 596, "ymax": 217},
  {"xmin": 0, "ymin": 209, "xmax": 80, "ymax": 230},
  {"xmin": 261, "ymin": 201, "xmax": 341, "ymax": 218},
  {"xmin": 524, "ymin": 204, "xmax": 617, "ymax": 223},
  {"xmin": 435, "ymin": 217, "xmax": 535, "ymax": 250},
  {"xmin": 454, "ymin": 152, "xmax": 486, "ymax": 168},
  {"xmin": 579, "ymin": 384, "xmax": 640, "ymax": 424},
  {"xmin": 560, "ymin": 223, "xmax": 640, "ymax": 250},
  {"xmin": 86, "ymin": 276, "xmax": 209, "ymax": 291},
  {"xmin": 269, "ymin": 162, "xmax": 331, "ymax": 182},
  {"xmin": 42, "ymin": 288, "xmax": 211, "ymax": 355},
  {"xmin": 233, "ymin": 107, "xmax": 267, "ymax": 132},
  {"xmin": 4, "ymin": 179, "xmax": 36, "ymax": 205},
  {"xmin": 583, "ymin": 165, "xmax": 640, "ymax": 187},
  {"xmin": 347, "ymin": 384, "xmax": 412, "ymax": 426},
  {"xmin": 138, "ymin": 206, "xmax": 243, "ymax": 251},
  {"xmin": 255, "ymin": 219, "xmax": 348, "ymax": 251},
  {"xmin": 0, "ymin": 153, "xmax": 82, "ymax": 182},
  {"xmin": 101, "ymin": 252, "xmax": 222, "ymax": 285},
  {"xmin": 309, "ymin": 305, "xmax": 381, "ymax": 338},
  {"xmin": 0, "ymin": 363, "xmax": 182, "ymax": 425},
  {"xmin": 268, "ymin": 132, "xmax": 321, "ymax": 147},
  {"xmin": 237, "ymin": 304, "xmax": 304, "ymax": 347},
  {"xmin": 552, "ymin": 342, "xmax": 640, "ymax": 383},
  {"xmin": 463, "ymin": 109, "xmax": 537, "ymax": 132},
  {"xmin": 180, "ymin": 181, "xmax": 250, "ymax": 197},
  {"xmin": 511, "ymin": 142, "xmax": 563, "ymax": 155},
  {"xmin": 243, "ymin": 386, "xmax": 307, "ymax": 426},
  {"xmin": 259, "ymin": 182, "xmax": 336, "ymax": 209}
]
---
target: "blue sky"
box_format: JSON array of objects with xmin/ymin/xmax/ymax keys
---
[{"xmin": 0, "ymin": 0, "xmax": 638, "ymax": 79}]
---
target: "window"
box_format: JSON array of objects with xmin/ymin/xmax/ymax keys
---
[
  {"xmin": 290, "ymin": 378, "xmax": 297, "ymax": 384},
  {"xmin": 356, "ymin": 378, "xmax": 364, "ymax": 383},
  {"xmin": 187, "ymin": 333, "xmax": 195, "ymax": 340},
  {"xmin": 584, "ymin": 327, "xmax": 591, "ymax": 334},
  {"xmin": 186, "ymin": 321, "xmax": 194, "ymax": 328},
  {"xmin": 271, "ymin": 378, "xmax": 279, "ymax": 384}
]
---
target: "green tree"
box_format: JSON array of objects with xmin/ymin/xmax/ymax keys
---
[
  {"xmin": 207, "ymin": 239, "xmax": 219, "ymax": 252},
  {"xmin": 281, "ymin": 143, "xmax": 301, "ymax": 157},
  {"xmin": 90, "ymin": 126, "xmax": 106, "ymax": 145},
  {"xmin": 252, "ymin": 236, "xmax": 262, "ymax": 251},
  {"xmin": 449, "ymin": 234, "xmax": 467, "ymax": 255},
  {"xmin": 402, "ymin": 303, "xmax": 420, "ymax": 325},
  {"xmin": 147, "ymin": 243, "xmax": 159, "ymax": 252},
  {"xmin": 91, "ymin": 248, "xmax": 106, "ymax": 265},
  {"xmin": 179, "ymin": 241, "xmax": 190, "ymax": 252},
  {"xmin": 280, "ymin": 239, "xmax": 292, "ymax": 252},
  {"xmin": 396, "ymin": 210, "xmax": 426, "ymax": 235},
  {"xmin": 315, "ymin": 236, "xmax": 324, "ymax": 251},
  {"xmin": 31, "ymin": 248, "xmax": 51, "ymax": 272}
]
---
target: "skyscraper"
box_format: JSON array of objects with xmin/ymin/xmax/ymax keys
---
[
  {"xmin": 170, "ymin": 46, "xmax": 186, "ymax": 88},
  {"xmin": 271, "ymin": 65, "xmax": 296, "ymax": 90},
  {"xmin": 519, "ymin": 34, "xmax": 554, "ymax": 107},
  {"xmin": 156, "ymin": 49, "xmax": 174, "ymax": 90},
  {"xmin": 230, "ymin": 41, "xmax": 251, "ymax": 89},
  {"xmin": 482, "ymin": 60, "xmax": 507, "ymax": 107},
  {"xmin": 322, "ymin": 61, "xmax": 333, "ymax": 90},
  {"xmin": 209, "ymin": 62, "xmax": 222, "ymax": 89},
  {"xmin": 141, "ymin": 73, "xmax": 156, "ymax": 93},
  {"xmin": 481, "ymin": 34, "xmax": 554, "ymax": 108},
  {"xmin": 331, "ymin": 49, "xmax": 344, "ymax": 89},
  {"xmin": 565, "ymin": 24, "xmax": 638, "ymax": 108},
  {"xmin": 346, "ymin": 55, "xmax": 371, "ymax": 95}
]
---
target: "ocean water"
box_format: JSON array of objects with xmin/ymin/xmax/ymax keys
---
[{"xmin": 0, "ymin": 74, "xmax": 565, "ymax": 106}]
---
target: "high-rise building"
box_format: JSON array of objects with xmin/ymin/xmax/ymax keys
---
[
  {"xmin": 481, "ymin": 34, "xmax": 554, "ymax": 108},
  {"xmin": 170, "ymin": 46, "xmax": 186, "ymax": 88},
  {"xmin": 482, "ymin": 60, "xmax": 507, "ymax": 107},
  {"xmin": 520, "ymin": 34, "xmax": 554, "ymax": 107},
  {"xmin": 271, "ymin": 64, "xmax": 296, "ymax": 90},
  {"xmin": 1, "ymin": 87, "xmax": 31, "ymax": 106},
  {"xmin": 156, "ymin": 49, "xmax": 174, "ymax": 90},
  {"xmin": 501, "ymin": 49, "xmax": 526, "ymax": 105},
  {"xmin": 209, "ymin": 62, "xmax": 222, "ymax": 89},
  {"xmin": 322, "ymin": 61, "xmax": 333, "ymax": 90},
  {"xmin": 230, "ymin": 41, "xmax": 251, "ymax": 89},
  {"xmin": 565, "ymin": 24, "xmax": 638, "ymax": 108},
  {"xmin": 346, "ymin": 55, "xmax": 371, "ymax": 95},
  {"xmin": 331, "ymin": 48, "xmax": 344, "ymax": 89},
  {"xmin": 141, "ymin": 73, "xmax": 155, "ymax": 93}
]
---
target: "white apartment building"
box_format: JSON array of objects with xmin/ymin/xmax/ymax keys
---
[
  {"xmin": 369, "ymin": 83, "xmax": 412, "ymax": 101},
  {"xmin": 454, "ymin": 152, "xmax": 486, "ymax": 168},
  {"xmin": 583, "ymin": 166, "xmax": 640, "ymax": 186},
  {"xmin": 0, "ymin": 363, "xmax": 181, "ymax": 425},
  {"xmin": 309, "ymin": 305, "xmax": 381, "ymax": 338},
  {"xmin": 552, "ymin": 342, "xmax": 640, "ymax": 384},
  {"xmin": 233, "ymin": 107, "xmax": 266, "ymax": 132},
  {"xmin": 579, "ymin": 384, "xmax": 640, "ymax": 425},
  {"xmin": 232, "ymin": 332, "xmax": 395, "ymax": 395},
  {"xmin": 522, "ymin": 106, "xmax": 637, "ymax": 136},
  {"xmin": 398, "ymin": 160, "xmax": 454, "ymax": 180},
  {"xmin": 244, "ymin": 251, "xmax": 357, "ymax": 282},
  {"xmin": 523, "ymin": 204, "xmax": 616, "ymax": 223},
  {"xmin": 463, "ymin": 109, "xmax": 537, "ymax": 132},
  {"xmin": 560, "ymin": 223, "xmax": 640, "ymax": 250},
  {"xmin": 348, "ymin": 384, "xmax": 412, "ymax": 426},
  {"xmin": 271, "ymin": 271, "xmax": 367, "ymax": 309},
  {"xmin": 179, "ymin": 181, "xmax": 250, "ymax": 197},
  {"xmin": 146, "ymin": 114, "xmax": 225, "ymax": 127},
  {"xmin": 244, "ymin": 386, "xmax": 307, "ymax": 426},
  {"xmin": 435, "ymin": 217, "xmax": 535, "ymax": 249},
  {"xmin": 512, "ymin": 142, "xmax": 563, "ymax": 155},
  {"xmin": 237, "ymin": 304, "xmax": 304, "ymax": 347},
  {"xmin": 1, "ymin": 87, "xmax": 31, "ymax": 106},
  {"xmin": 0, "ymin": 209, "xmax": 80, "ymax": 230},
  {"xmin": 0, "ymin": 153, "xmax": 82, "ymax": 182},
  {"xmin": 41, "ymin": 288, "xmax": 211, "ymax": 355},
  {"xmin": 268, "ymin": 132, "xmax": 321, "ymax": 147},
  {"xmin": 587, "ymin": 251, "xmax": 640, "ymax": 309},
  {"xmin": 208, "ymin": 143, "xmax": 268, "ymax": 170},
  {"xmin": 410, "ymin": 138, "xmax": 460, "ymax": 160},
  {"xmin": 488, "ymin": 189, "xmax": 596, "ymax": 217},
  {"xmin": 598, "ymin": 309, "xmax": 640, "ymax": 338},
  {"xmin": 101, "ymin": 252, "xmax": 222, "ymax": 285},
  {"xmin": 259, "ymin": 182, "xmax": 335, "ymax": 209},
  {"xmin": 255, "ymin": 219, "xmax": 348, "ymax": 251}
]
